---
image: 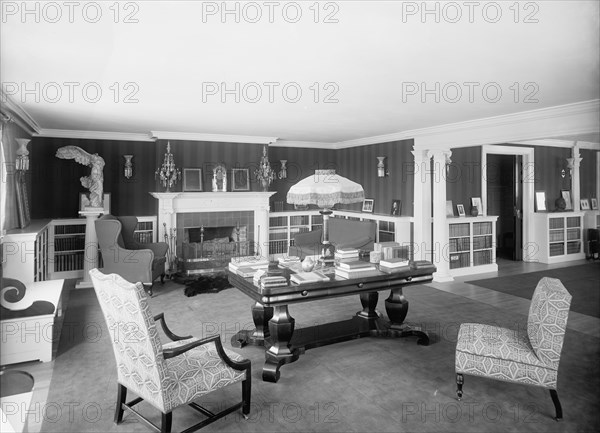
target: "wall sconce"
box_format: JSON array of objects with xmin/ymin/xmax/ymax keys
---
[
  {"xmin": 278, "ymin": 160, "xmax": 287, "ymax": 179},
  {"xmin": 15, "ymin": 138, "xmax": 30, "ymax": 171},
  {"xmin": 123, "ymin": 154, "xmax": 133, "ymax": 179},
  {"xmin": 377, "ymin": 156, "xmax": 389, "ymax": 177},
  {"xmin": 565, "ymin": 155, "xmax": 582, "ymax": 179}
]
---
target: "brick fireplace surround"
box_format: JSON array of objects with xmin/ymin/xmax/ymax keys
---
[{"xmin": 151, "ymin": 192, "xmax": 276, "ymax": 273}]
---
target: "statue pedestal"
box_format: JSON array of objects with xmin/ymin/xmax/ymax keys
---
[{"xmin": 76, "ymin": 208, "xmax": 103, "ymax": 289}]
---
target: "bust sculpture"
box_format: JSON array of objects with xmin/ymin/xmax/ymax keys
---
[{"xmin": 56, "ymin": 146, "xmax": 105, "ymax": 208}]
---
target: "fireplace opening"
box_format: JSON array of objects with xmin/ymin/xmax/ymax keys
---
[{"xmin": 180, "ymin": 225, "xmax": 251, "ymax": 275}]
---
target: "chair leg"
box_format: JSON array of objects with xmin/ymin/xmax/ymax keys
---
[
  {"xmin": 242, "ymin": 378, "xmax": 251, "ymax": 418},
  {"xmin": 114, "ymin": 384, "xmax": 127, "ymax": 424},
  {"xmin": 550, "ymin": 389, "xmax": 563, "ymax": 421},
  {"xmin": 456, "ymin": 373, "xmax": 464, "ymax": 400},
  {"xmin": 161, "ymin": 412, "xmax": 172, "ymax": 433}
]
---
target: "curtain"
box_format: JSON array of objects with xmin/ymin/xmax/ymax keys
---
[{"xmin": 1, "ymin": 118, "xmax": 20, "ymax": 232}]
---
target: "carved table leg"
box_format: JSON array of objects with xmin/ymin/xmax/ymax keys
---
[
  {"xmin": 231, "ymin": 302, "xmax": 274, "ymax": 348},
  {"xmin": 357, "ymin": 292, "xmax": 380, "ymax": 319},
  {"xmin": 385, "ymin": 286, "xmax": 429, "ymax": 345},
  {"xmin": 263, "ymin": 305, "xmax": 300, "ymax": 383}
]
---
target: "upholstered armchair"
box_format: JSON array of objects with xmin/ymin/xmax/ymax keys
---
[
  {"xmin": 89, "ymin": 269, "xmax": 251, "ymax": 433},
  {"xmin": 95, "ymin": 215, "xmax": 168, "ymax": 296},
  {"xmin": 455, "ymin": 277, "xmax": 572, "ymax": 420}
]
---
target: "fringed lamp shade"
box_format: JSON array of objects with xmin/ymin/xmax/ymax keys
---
[{"xmin": 287, "ymin": 169, "xmax": 365, "ymax": 264}]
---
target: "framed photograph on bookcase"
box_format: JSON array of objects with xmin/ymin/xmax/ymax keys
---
[
  {"xmin": 362, "ymin": 199, "xmax": 374, "ymax": 213},
  {"xmin": 561, "ymin": 190, "xmax": 572, "ymax": 210},
  {"xmin": 580, "ymin": 199, "xmax": 590, "ymax": 210},
  {"xmin": 390, "ymin": 199, "xmax": 401, "ymax": 216},
  {"xmin": 232, "ymin": 168, "xmax": 250, "ymax": 191},
  {"xmin": 592, "ymin": 198, "xmax": 598, "ymax": 210},
  {"xmin": 456, "ymin": 204, "xmax": 466, "ymax": 217},
  {"xmin": 471, "ymin": 197, "xmax": 483, "ymax": 216},
  {"xmin": 535, "ymin": 191, "xmax": 547, "ymax": 212}
]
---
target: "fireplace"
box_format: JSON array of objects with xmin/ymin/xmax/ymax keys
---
[{"xmin": 151, "ymin": 191, "xmax": 275, "ymax": 274}]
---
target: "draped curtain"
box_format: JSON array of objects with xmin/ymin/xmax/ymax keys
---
[{"xmin": 1, "ymin": 118, "xmax": 21, "ymax": 232}]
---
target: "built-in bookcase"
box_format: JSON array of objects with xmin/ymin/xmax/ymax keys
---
[
  {"xmin": 532, "ymin": 212, "xmax": 584, "ymax": 263},
  {"xmin": 132, "ymin": 216, "xmax": 157, "ymax": 244},
  {"xmin": 447, "ymin": 216, "xmax": 498, "ymax": 276},
  {"xmin": 48, "ymin": 219, "xmax": 86, "ymax": 280},
  {"xmin": 268, "ymin": 210, "xmax": 411, "ymax": 258}
]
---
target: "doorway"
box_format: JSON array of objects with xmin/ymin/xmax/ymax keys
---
[{"xmin": 486, "ymin": 154, "xmax": 523, "ymax": 261}]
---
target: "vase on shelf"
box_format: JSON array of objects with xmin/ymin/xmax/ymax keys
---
[{"xmin": 471, "ymin": 206, "xmax": 479, "ymax": 217}]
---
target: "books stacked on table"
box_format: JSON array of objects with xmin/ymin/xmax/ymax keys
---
[
  {"xmin": 290, "ymin": 270, "xmax": 330, "ymax": 285},
  {"xmin": 334, "ymin": 260, "xmax": 381, "ymax": 279},
  {"xmin": 278, "ymin": 256, "xmax": 301, "ymax": 266},
  {"xmin": 378, "ymin": 257, "xmax": 410, "ymax": 273},
  {"xmin": 228, "ymin": 255, "xmax": 270, "ymax": 277},
  {"xmin": 259, "ymin": 275, "xmax": 288, "ymax": 290},
  {"xmin": 334, "ymin": 248, "xmax": 359, "ymax": 261}
]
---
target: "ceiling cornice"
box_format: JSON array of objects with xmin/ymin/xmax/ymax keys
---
[
  {"xmin": 36, "ymin": 129, "xmax": 155, "ymax": 142},
  {"xmin": 149, "ymin": 131, "xmax": 278, "ymax": 144},
  {"xmin": 512, "ymin": 139, "xmax": 600, "ymax": 150},
  {"xmin": 0, "ymin": 93, "xmax": 40, "ymax": 135},
  {"xmin": 412, "ymin": 99, "xmax": 599, "ymax": 150},
  {"xmin": 272, "ymin": 140, "xmax": 333, "ymax": 149}
]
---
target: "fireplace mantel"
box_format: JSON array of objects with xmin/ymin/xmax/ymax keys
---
[{"xmin": 150, "ymin": 191, "xmax": 276, "ymax": 260}]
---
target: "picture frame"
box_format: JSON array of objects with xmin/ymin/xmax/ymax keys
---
[
  {"xmin": 80, "ymin": 192, "xmax": 110, "ymax": 214},
  {"xmin": 561, "ymin": 190, "xmax": 572, "ymax": 210},
  {"xmin": 446, "ymin": 200, "xmax": 454, "ymax": 217},
  {"xmin": 580, "ymin": 199, "xmax": 590, "ymax": 210},
  {"xmin": 592, "ymin": 198, "xmax": 598, "ymax": 210},
  {"xmin": 362, "ymin": 199, "xmax": 374, "ymax": 213},
  {"xmin": 471, "ymin": 197, "xmax": 483, "ymax": 215},
  {"xmin": 15, "ymin": 172, "xmax": 31, "ymax": 229},
  {"xmin": 456, "ymin": 204, "xmax": 466, "ymax": 217},
  {"xmin": 390, "ymin": 199, "xmax": 401, "ymax": 216},
  {"xmin": 232, "ymin": 168, "xmax": 250, "ymax": 191},
  {"xmin": 535, "ymin": 191, "xmax": 547, "ymax": 212},
  {"xmin": 183, "ymin": 168, "xmax": 203, "ymax": 192}
]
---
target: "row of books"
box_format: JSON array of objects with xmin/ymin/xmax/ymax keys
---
[
  {"xmin": 472, "ymin": 235, "xmax": 493, "ymax": 250},
  {"xmin": 449, "ymin": 223, "xmax": 470, "ymax": 238},
  {"xmin": 334, "ymin": 257, "xmax": 380, "ymax": 279},
  {"xmin": 473, "ymin": 250, "xmax": 492, "ymax": 266},
  {"xmin": 54, "ymin": 225, "xmax": 85, "ymax": 235},
  {"xmin": 449, "ymin": 252, "xmax": 470, "ymax": 269},
  {"xmin": 54, "ymin": 252, "xmax": 84, "ymax": 272},
  {"xmin": 53, "ymin": 236, "xmax": 85, "ymax": 252},
  {"xmin": 134, "ymin": 231, "xmax": 154, "ymax": 244},
  {"xmin": 335, "ymin": 248, "xmax": 359, "ymax": 260},
  {"xmin": 472, "ymin": 222, "xmax": 492, "ymax": 235},
  {"xmin": 449, "ymin": 237, "xmax": 470, "ymax": 252}
]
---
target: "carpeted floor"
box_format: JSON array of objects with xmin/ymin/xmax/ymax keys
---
[
  {"xmin": 37, "ymin": 279, "xmax": 600, "ymax": 432},
  {"xmin": 467, "ymin": 263, "xmax": 600, "ymax": 318}
]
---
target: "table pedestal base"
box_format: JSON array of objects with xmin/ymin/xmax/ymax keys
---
[{"xmin": 231, "ymin": 287, "xmax": 430, "ymax": 383}]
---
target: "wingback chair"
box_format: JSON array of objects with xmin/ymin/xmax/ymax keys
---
[
  {"xmin": 455, "ymin": 277, "xmax": 572, "ymax": 420},
  {"xmin": 89, "ymin": 269, "xmax": 251, "ymax": 433},
  {"xmin": 95, "ymin": 215, "xmax": 168, "ymax": 296}
]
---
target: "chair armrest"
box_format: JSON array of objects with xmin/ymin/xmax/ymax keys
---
[
  {"xmin": 99, "ymin": 245, "xmax": 155, "ymax": 284},
  {"xmin": 154, "ymin": 313, "xmax": 192, "ymax": 341},
  {"xmin": 163, "ymin": 335, "xmax": 252, "ymax": 374},
  {"xmin": 143, "ymin": 242, "xmax": 169, "ymax": 258}
]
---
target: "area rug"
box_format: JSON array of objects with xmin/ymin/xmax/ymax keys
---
[
  {"xmin": 174, "ymin": 273, "xmax": 232, "ymax": 297},
  {"xmin": 467, "ymin": 263, "xmax": 600, "ymax": 318}
]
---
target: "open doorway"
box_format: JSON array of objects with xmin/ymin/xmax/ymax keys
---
[{"xmin": 486, "ymin": 154, "xmax": 523, "ymax": 260}]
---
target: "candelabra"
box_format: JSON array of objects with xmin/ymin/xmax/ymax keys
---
[
  {"xmin": 155, "ymin": 141, "xmax": 181, "ymax": 192},
  {"xmin": 255, "ymin": 145, "xmax": 275, "ymax": 191}
]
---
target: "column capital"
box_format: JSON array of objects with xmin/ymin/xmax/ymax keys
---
[{"xmin": 427, "ymin": 148, "xmax": 452, "ymax": 161}]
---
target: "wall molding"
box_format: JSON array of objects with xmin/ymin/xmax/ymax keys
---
[
  {"xmin": 150, "ymin": 131, "xmax": 278, "ymax": 144},
  {"xmin": 0, "ymin": 93, "xmax": 40, "ymax": 135},
  {"xmin": 36, "ymin": 129, "xmax": 155, "ymax": 142}
]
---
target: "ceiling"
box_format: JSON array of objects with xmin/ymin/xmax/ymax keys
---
[{"xmin": 1, "ymin": 1, "xmax": 599, "ymax": 144}]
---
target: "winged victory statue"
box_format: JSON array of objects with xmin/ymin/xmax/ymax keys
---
[{"xmin": 56, "ymin": 146, "xmax": 105, "ymax": 208}]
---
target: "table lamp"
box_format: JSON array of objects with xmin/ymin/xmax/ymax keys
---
[{"xmin": 287, "ymin": 169, "xmax": 365, "ymax": 265}]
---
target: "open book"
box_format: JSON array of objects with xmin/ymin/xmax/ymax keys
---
[{"xmin": 290, "ymin": 270, "xmax": 331, "ymax": 285}]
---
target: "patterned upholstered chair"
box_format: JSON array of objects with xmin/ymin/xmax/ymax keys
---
[
  {"xmin": 89, "ymin": 269, "xmax": 251, "ymax": 432},
  {"xmin": 455, "ymin": 277, "xmax": 571, "ymax": 420}
]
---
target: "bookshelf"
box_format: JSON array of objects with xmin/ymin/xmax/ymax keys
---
[
  {"xmin": 447, "ymin": 216, "xmax": 498, "ymax": 277},
  {"xmin": 3, "ymin": 220, "xmax": 51, "ymax": 283},
  {"xmin": 531, "ymin": 212, "xmax": 585, "ymax": 264},
  {"xmin": 48, "ymin": 219, "xmax": 86, "ymax": 280},
  {"xmin": 132, "ymin": 216, "xmax": 158, "ymax": 244},
  {"xmin": 267, "ymin": 210, "xmax": 412, "ymax": 258}
]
